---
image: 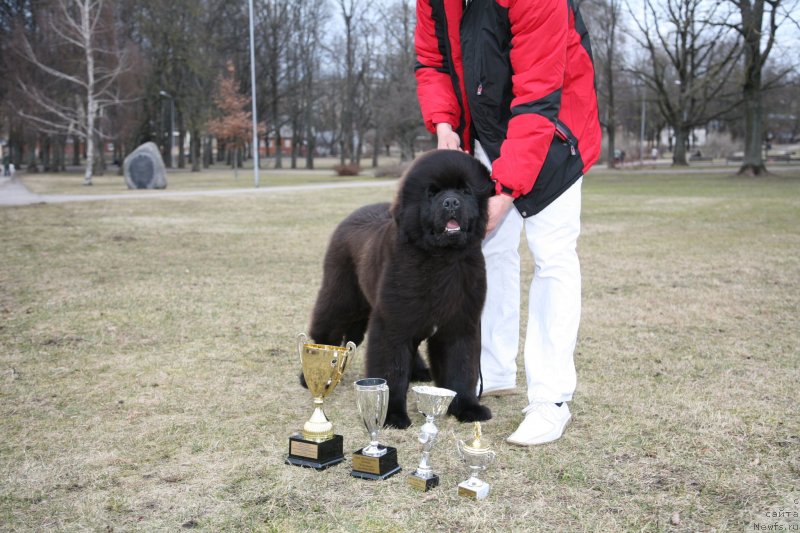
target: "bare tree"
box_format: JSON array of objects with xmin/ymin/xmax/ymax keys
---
[
  {"xmin": 722, "ymin": 0, "xmax": 799, "ymax": 175},
  {"xmin": 627, "ymin": 0, "xmax": 742, "ymax": 165},
  {"xmin": 370, "ymin": 0, "xmax": 421, "ymax": 163},
  {"xmin": 15, "ymin": 0, "xmax": 129, "ymax": 185},
  {"xmin": 587, "ymin": 0, "xmax": 624, "ymax": 168},
  {"xmin": 297, "ymin": 1, "xmax": 328, "ymax": 169},
  {"xmin": 258, "ymin": 0, "xmax": 295, "ymax": 168},
  {"xmin": 335, "ymin": 0, "xmax": 373, "ymax": 165}
]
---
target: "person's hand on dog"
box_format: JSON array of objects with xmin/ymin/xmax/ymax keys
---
[
  {"xmin": 486, "ymin": 193, "xmax": 514, "ymax": 235},
  {"xmin": 435, "ymin": 123, "xmax": 462, "ymax": 150}
]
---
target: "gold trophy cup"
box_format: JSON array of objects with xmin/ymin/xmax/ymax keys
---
[{"xmin": 286, "ymin": 333, "xmax": 355, "ymax": 470}]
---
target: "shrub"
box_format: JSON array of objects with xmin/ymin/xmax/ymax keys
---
[
  {"xmin": 374, "ymin": 162, "xmax": 411, "ymax": 178},
  {"xmin": 333, "ymin": 163, "xmax": 362, "ymax": 176}
]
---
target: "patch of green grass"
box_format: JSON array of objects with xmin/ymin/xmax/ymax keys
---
[{"xmin": 1, "ymin": 168, "xmax": 798, "ymax": 531}]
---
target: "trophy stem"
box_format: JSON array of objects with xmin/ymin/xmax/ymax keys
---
[
  {"xmin": 416, "ymin": 451, "xmax": 434, "ymax": 478},
  {"xmin": 303, "ymin": 397, "xmax": 334, "ymax": 442},
  {"xmin": 466, "ymin": 469, "xmax": 483, "ymax": 487}
]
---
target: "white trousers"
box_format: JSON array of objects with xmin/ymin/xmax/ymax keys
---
[{"xmin": 475, "ymin": 142, "xmax": 582, "ymax": 404}]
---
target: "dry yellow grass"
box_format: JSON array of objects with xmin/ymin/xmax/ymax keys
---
[{"xmin": 1, "ymin": 168, "xmax": 798, "ymax": 531}]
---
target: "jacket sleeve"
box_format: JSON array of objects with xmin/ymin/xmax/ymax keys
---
[
  {"xmin": 414, "ymin": 0, "xmax": 460, "ymax": 133},
  {"xmin": 490, "ymin": 0, "xmax": 568, "ymax": 197}
]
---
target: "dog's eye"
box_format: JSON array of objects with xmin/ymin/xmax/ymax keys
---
[{"xmin": 427, "ymin": 186, "xmax": 441, "ymax": 198}]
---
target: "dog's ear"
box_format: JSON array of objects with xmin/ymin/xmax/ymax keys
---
[
  {"xmin": 389, "ymin": 189, "xmax": 410, "ymax": 244},
  {"xmin": 466, "ymin": 157, "xmax": 494, "ymax": 200}
]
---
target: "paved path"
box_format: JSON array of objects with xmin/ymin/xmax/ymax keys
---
[
  {"xmin": 2, "ymin": 164, "xmax": 798, "ymax": 207},
  {"xmin": 0, "ymin": 176, "xmax": 398, "ymax": 207}
]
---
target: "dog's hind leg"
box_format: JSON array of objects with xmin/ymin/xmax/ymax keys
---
[
  {"xmin": 308, "ymin": 259, "xmax": 370, "ymax": 347},
  {"xmin": 301, "ymin": 260, "xmax": 369, "ymax": 389},
  {"xmin": 410, "ymin": 342, "xmax": 432, "ymax": 382}
]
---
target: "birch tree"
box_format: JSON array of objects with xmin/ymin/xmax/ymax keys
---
[{"xmin": 16, "ymin": 0, "xmax": 129, "ymax": 185}]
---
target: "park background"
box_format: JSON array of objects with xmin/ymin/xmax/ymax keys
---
[
  {"xmin": 1, "ymin": 0, "xmax": 799, "ymax": 531},
  {"xmin": 0, "ymin": 0, "xmax": 798, "ymax": 179}
]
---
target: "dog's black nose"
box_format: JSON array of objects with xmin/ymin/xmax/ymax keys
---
[{"xmin": 443, "ymin": 197, "xmax": 460, "ymax": 210}]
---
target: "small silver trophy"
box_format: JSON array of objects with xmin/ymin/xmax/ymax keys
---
[
  {"xmin": 457, "ymin": 422, "xmax": 496, "ymax": 500},
  {"xmin": 351, "ymin": 378, "xmax": 401, "ymax": 480},
  {"xmin": 407, "ymin": 385, "xmax": 456, "ymax": 492}
]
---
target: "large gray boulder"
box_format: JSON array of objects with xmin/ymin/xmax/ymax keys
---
[{"xmin": 123, "ymin": 142, "xmax": 167, "ymax": 189}]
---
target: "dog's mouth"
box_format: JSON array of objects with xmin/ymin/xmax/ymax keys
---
[{"xmin": 444, "ymin": 219, "xmax": 462, "ymax": 234}]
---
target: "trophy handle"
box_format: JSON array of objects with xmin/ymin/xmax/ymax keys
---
[
  {"xmin": 456, "ymin": 439, "xmax": 465, "ymax": 459},
  {"xmin": 336, "ymin": 341, "xmax": 356, "ymax": 377},
  {"xmin": 297, "ymin": 333, "xmax": 308, "ymax": 364}
]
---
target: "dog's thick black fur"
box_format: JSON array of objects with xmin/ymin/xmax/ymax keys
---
[{"xmin": 307, "ymin": 150, "xmax": 494, "ymax": 428}]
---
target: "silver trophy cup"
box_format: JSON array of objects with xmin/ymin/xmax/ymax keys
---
[
  {"xmin": 355, "ymin": 378, "xmax": 389, "ymax": 457},
  {"xmin": 351, "ymin": 378, "xmax": 401, "ymax": 479},
  {"xmin": 407, "ymin": 385, "xmax": 457, "ymax": 491}
]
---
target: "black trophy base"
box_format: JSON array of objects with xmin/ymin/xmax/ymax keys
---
[
  {"xmin": 286, "ymin": 433, "xmax": 344, "ymax": 470},
  {"xmin": 407, "ymin": 472, "xmax": 440, "ymax": 492},
  {"xmin": 350, "ymin": 447, "xmax": 402, "ymax": 480}
]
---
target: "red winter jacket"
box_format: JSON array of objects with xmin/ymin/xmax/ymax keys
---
[{"xmin": 415, "ymin": 0, "xmax": 601, "ymax": 216}]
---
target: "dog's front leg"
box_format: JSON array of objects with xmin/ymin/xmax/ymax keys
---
[{"xmin": 364, "ymin": 315, "xmax": 414, "ymax": 429}]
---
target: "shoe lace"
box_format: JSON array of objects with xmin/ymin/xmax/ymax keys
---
[{"xmin": 522, "ymin": 400, "xmax": 553, "ymax": 416}]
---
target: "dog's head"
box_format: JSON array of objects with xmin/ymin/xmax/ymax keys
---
[{"xmin": 391, "ymin": 150, "xmax": 493, "ymax": 251}]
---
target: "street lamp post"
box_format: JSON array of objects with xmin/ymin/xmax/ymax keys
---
[
  {"xmin": 159, "ymin": 90, "xmax": 175, "ymax": 168},
  {"xmin": 640, "ymin": 88, "xmax": 646, "ymax": 167},
  {"xmin": 248, "ymin": 0, "xmax": 260, "ymax": 187}
]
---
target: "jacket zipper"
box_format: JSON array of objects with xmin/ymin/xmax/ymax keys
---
[{"xmin": 555, "ymin": 123, "xmax": 577, "ymax": 156}]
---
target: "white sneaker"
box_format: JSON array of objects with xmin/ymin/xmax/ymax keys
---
[{"xmin": 506, "ymin": 401, "xmax": 571, "ymax": 446}]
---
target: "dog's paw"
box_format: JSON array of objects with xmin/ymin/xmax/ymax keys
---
[
  {"xmin": 298, "ymin": 372, "xmax": 308, "ymax": 389},
  {"xmin": 385, "ymin": 412, "xmax": 412, "ymax": 429},
  {"xmin": 451, "ymin": 403, "xmax": 492, "ymax": 423}
]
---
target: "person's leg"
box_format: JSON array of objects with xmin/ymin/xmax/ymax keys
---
[
  {"xmin": 507, "ymin": 177, "xmax": 582, "ymax": 445},
  {"xmin": 475, "ymin": 142, "xmax": 522, "ymax": 395},
  {"xmin": 523, "ymin": 177, "xmax": 582, "ymax": 404}
]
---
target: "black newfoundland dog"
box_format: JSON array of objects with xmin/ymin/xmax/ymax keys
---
[{"xmin": 307, "ymin": 149, "xmax": 494, "ymax": 428}]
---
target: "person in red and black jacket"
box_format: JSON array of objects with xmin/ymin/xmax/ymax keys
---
[{"xmin": 415, "ymin": 0, "xmax": 601, "ymax": 445}]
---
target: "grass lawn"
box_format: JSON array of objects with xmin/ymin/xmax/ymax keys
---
[{"xmin": 1, "ymin": 167, "xmax": 798, "ymax": 531}]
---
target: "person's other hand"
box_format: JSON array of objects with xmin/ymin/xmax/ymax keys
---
[
  {"xmin": 486, "ymin": 193, "xmax": 514, "ymax": 235},
  {"xmin": 435, "ymin": 123, "xmax": 462, "ymax": 150}
]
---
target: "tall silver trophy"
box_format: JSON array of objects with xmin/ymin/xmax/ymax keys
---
[
  {"xmin": 351, "ymin": 378, "xmax": 401, "ymax": 480},
  {"xmin": 457, "ymin": 422, "xmax": 497, "ymax": 500},
  {"xmin": 407, "ymin": 385, "xmax": 456, "ymax": 492}
]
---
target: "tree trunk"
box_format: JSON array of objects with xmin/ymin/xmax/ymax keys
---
[
  {"xmin": 372, "ymin": 126, "xmax": 380, "ymax": 168},
  {"xmin": 274, "ymin": 128, "xmax": 283, "ymax": 169},
  {"xmin": 177, "ymin": 112, "xmax": 186, "ymax": 169},
  {"xmin": 191, "ymin": 129, "xmax": 201, "ymax": 172},
  {"xmin": 672, "ymin": 127, "xmax": 689, "ymax": 166},
  {"xmin": 72, "ymin": 134, "xmax": 81, "ymax": 166},
  {"xmin": 738, "ymin": 6, "xmax": 767, "ymax": 176}
]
